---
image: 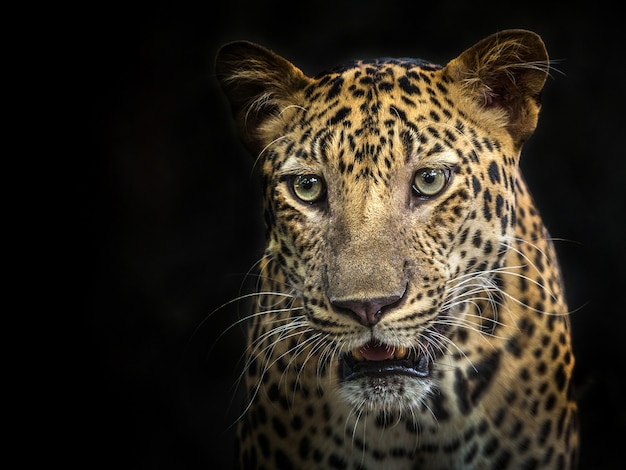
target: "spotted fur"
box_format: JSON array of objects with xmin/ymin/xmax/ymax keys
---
[{"xmin": 216, "ymin": 29, "xmax": 578, "ymax": 469}]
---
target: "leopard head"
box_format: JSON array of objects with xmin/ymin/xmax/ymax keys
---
[{"xmin": 216, "ymin": 30, "xmax": 549, "ymax": 413}]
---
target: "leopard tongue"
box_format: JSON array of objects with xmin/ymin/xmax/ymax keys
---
[{"xmin": 359, "ymin": 342, "xmax": 395, "ymax": 361}]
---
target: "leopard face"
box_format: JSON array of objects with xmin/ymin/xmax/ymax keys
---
[
  {"xmin": 264, "ymin": 63, "xmax": 521, "ymax": 413},
  {"xmin": 217, "ymin": 29, "xmax": 578, "ymax": 469}
]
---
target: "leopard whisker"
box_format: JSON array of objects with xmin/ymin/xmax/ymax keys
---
[
  {"xmin": 284, "ymin": 329, "xmax": 332, "ymax": 396},
  {"xmin": 317, "ymin": 339, "xmax": 342, "ymax": 388},
  {"xmin": 426, "ymin": 328, "xmax": 479, "ymax": 374},
  {"xmin": 280, "ymin": 330, "xmax": 325, "ymax": 401},
  {"xmin": 240, "ymin": 318, "xmax": 312, "ymax": 415}
]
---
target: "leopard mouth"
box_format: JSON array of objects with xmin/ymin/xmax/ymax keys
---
[{"xmin": 339, "ymin": 340, "xmax": 430, "ymax": 381}]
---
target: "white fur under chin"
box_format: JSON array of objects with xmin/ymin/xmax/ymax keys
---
[{"xmin": 338, "ymin": 374, "xmax": 436, "ymax": 416}]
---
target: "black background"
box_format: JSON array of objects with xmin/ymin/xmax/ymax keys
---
[{"xmin": 85, "ymin": 1, "xmax": 625, "ymax": 468}]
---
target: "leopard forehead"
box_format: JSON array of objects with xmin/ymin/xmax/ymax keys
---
[{"xmin": 265, "ymin": 58, "xmax": 509, "ymax": 181}]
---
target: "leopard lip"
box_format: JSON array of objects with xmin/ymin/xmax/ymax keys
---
[{"xmin": 340, "ymin": 341, "xmax": 430, "ymax": 381}]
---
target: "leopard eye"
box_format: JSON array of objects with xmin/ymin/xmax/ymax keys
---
[
  {"xmin": 291, "ymin": 174, "xmax": 326, "ymax": 203},
  {"xmin": 412, "ymin": 167, "xmax": 450, "ymax": 198}
]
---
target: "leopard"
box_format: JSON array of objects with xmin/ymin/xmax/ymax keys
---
[{"xmin": 215, "ymin": 29, "xmax": 579, "ymax": 469}]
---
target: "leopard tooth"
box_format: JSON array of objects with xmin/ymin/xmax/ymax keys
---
[
  {"xmin": 352, "ymin": 348, "xmax": 365, "ymax": 361},
  {"xmin": 394, "ymin": 346, "xmax": 408, "ymax": 359}
]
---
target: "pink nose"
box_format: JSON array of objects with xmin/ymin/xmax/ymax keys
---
[{"xmin": 331, "ymin": 295, "xmax": 402, "ymax": 326}]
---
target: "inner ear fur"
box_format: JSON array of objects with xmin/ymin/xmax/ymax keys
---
[
  {"xmin": 445, "ymin": 29, "xmax": 550, "ymax": 146},
  {"xmin": 215, "ymin": 41, "xmax": 310, "ymax": 152}
]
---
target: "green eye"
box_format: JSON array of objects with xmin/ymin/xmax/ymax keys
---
[
  {"xmin": 291, "ymin": 174, "xmax": 326, "ymax": 203},
  {"xmin": 412, "ymin": 168, "xmax": 450, "ymax": 198}
]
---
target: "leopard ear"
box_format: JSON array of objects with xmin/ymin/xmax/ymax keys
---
[
  {"xmin": 215, "ymin": 41, "xmax": 310, "ymax": 152},
  {"xmin": 445, "ymin": 29, "xmax": 550, "ymax": 147}
]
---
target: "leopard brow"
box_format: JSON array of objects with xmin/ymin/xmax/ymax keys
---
[
  {"xmin": 277, "ymin": 158, "xmax": 321, "ymax": 177},
  {"xmin": 412, "ymin": 150, "xmax": 460, "ymax": 169},
  {"xmin": 399, "ymin": 129, "xmax": 459, "ymax": 168}
]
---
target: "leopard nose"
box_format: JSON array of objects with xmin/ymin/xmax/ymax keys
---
[{"xmin": 331, "ymin": 295, "xmax": 402, "ymax": 326}]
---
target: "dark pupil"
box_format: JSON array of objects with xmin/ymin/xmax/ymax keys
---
[
  {"xmin": 422, "ymin": 170, "xmax": 436, "ymax": 183},
  {"xmin": 301, "ymin": 176, "xmax": 315, "ymax": 189}
]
